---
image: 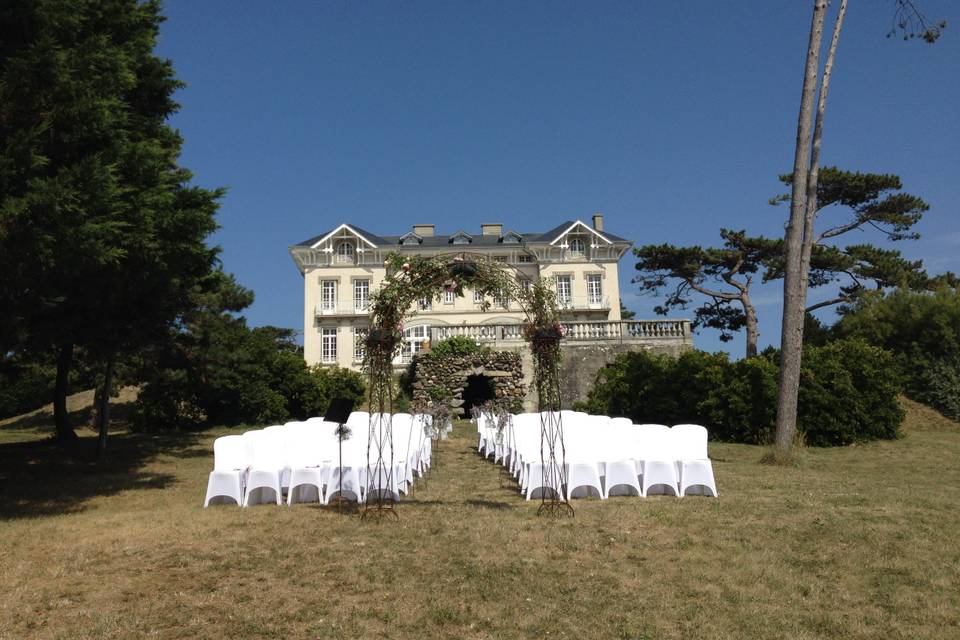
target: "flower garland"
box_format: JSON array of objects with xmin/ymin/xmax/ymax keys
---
[{"xmin": 364, "ymin": 251, "xmax": 567, "ymax": 412}]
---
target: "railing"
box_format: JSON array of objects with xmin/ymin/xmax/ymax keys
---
[
  {"xmin": 429, "ymin": 320, "xmax": 690, "ymax": 345},
  {"xmin": 315, "ymin": 301, "xmax": 369, "ymax": 316},
  {"xmin": 556, "ymin": 296, "xmax": 610, "ymax": 311}
]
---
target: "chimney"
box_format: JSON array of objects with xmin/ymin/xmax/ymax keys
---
[
  {"xmin": 412, "ymin": 224, "xmax": 435, "ymax": 237},
  {"xmin": 591, "ymin": 213, "xmax": 604, "ymax": 232},
  {"xmin": 481, "ymin": 223, "xmax": 503, "ymax": 236}
]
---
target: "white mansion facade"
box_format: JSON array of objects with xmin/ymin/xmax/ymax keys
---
[{"xmin": 289, "ymin": 214, "xmax": 690, "ymax": 370}]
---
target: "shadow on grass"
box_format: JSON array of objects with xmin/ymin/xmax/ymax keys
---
[
  {"xmin": 0, "ymin": 404, "xmax": 96, "ymax": 437},
  {"xmin": 0, "ymin": 428, "xmax": 202, "ymax": 520},
  {"xmin": 464, "ymin": 498, "xmax": 514, "ymax": 510}
]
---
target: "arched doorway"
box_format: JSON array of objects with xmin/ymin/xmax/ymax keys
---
[{"xmin": 462, "ymin": 374, "xmax": 496, "ymax": 414}]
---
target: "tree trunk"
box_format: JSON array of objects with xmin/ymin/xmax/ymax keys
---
[
  {"xmin": 53, "ymin": 342, "xmax": 78, "ymax": 442},
  {"xmin": 90, "ymin": 385, "xmax": 102, "ymax": 430},
  {"xmin": 776, "ymin": 0, "xmax": 847, "ymax": 453},
  {"xmin": 743, "ymin": 293, "xmax": 760, "ymax": 359},
  {"xmin": 96, "ymin": 355, "xmax": 115, "ymax": 463},
  {"xmin": 775, "ymin": 0, "xmax": 829, "ymax": 453},
  {"xmin": 798, "ymin": 0, "xmax": 848, "ymax": 300}
]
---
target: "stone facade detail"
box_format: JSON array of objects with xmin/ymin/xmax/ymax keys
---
[{"xmin": 411, "ymin": 351, "xmax": 525, "ymax": 416}]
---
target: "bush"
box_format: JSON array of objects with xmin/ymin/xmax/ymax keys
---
[
  {"xmin": 797, "ymin": 340, "xmax": 903, "ymax": 445},
  {"xmin": 914, "ymin": 357, "xmax": 960, "ymax": 421},
  {"xmin": 579, "ymin": 339, "xmax": 903, "ymax": 446},
  {"xmin": 0, "ymin": 351, "xmax": 98, "ymax": 419},
  {"xmin": 133, "ymin": 322, "xmax": 365, "ymax": 430},
  {"xmin": 0, "ymin": 359, "xmax": 55, "ymax": 419},
  {"xmin": 427, "ymin": 336, "xmax": 485, "ymax": 359},
  {"xmin": 833, "ymin": 287, "xmax": 960, "ymax": 419}
]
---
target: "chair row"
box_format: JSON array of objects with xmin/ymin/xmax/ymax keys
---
[
  {"xmin": 203, "ymin": 412, "xmax": 434, "ymax": 507},
  {"xmin": 476, "ymin": 412, "xmax": 718, "ymax": 499}
]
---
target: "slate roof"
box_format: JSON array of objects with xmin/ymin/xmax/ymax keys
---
[
  {"xmin": 295, "ymin": 224, "xmax": 389, "ymax": 248},
  {"xmin": 294, "ymin": 221, "xmax": 628, "ymax": 248}
]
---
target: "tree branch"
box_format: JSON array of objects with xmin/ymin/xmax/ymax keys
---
[
  {"xmin": 816, "ymin": 219, "xmax": 863, "ymax": 243},
  {"xmin": 805, "ymin": 296, "xmax": 850, "ymax": 313},
  {"xmin": 688, "ymin": 281, "xmax": 742, "ymax": 301}
]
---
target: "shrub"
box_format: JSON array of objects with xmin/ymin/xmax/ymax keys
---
[
  {"xmin": 133, "ymin": 323, "xmax": 365, "ymax": 430},
  {"xmin": 833, "ymin": 287, "xmax": 960, "ymax": 418},
  {"xmin": 579, "ymin": 339, "xmax": 903, "ymax": 446},
  {"xmin": 914, "ymin": 357, "xmax": 960, "ymax": 421},
  {"xmin": 427, "ymin": 336, "xmax": 485, "ymax": 359},
  {"xmin": 797, "ymin": 340, "xmax": 903, "ymax": 445}
]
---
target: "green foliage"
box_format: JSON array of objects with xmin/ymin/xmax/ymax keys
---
[
  {"xmin": 634, "ymin": 168, "xmax": 933, "ymax": 355},
  {"xmin": 915, "ymin": 357, "xmax": 960, "ymax": 421},
  {"xmin": 0, "ymin": 350, "xmax": 98, "ymax": 419},
  {"xmin": 133, "ymin": 275, "xmax": 364, "ymax": 429},
  {"xmin": 833, "ymin": 287, "xmax": 960, "ymax": 419},
  {"xmin": 427, "ymin": 385, "xmax": 454, "ymax": 403},
  {"xmin": 633, "ymin": 230, "xmax": 778, "ymax": 344},
  {"xmin": 0, "ymin": 0, "xmax": 224, "ymax": 444},
  {"xmin": 0, "ymin": 359, "xmax": 55, "ymax": 419},
  {"xmin": 134, "ymin": 321, "xmax": 365, "ymax": 429},
  {"xmin": 796, "ymin": 340, "xmax": 904, "ymax": 445},
  {"xmin": 426, "ymin": 336, "xmax": 484, "ymax": 359},
  {"xmin": 579, "ymin": 340, "xmax": 903, "ymax": 446}
]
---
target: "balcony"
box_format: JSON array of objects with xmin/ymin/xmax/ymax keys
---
[
  {"xmin": 315, "ymin": 301, "xmax": 370, "ymax": 317},
  {"xmin": 555, "ymin": 296, "xmax": 610, "ymax": 312}
]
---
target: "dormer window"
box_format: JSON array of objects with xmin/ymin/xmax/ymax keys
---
[
  {"xmin": 336, "ymin": 241, "xmax": 355, "ymax": 264},
  {"xmin": 568, "ymin": 237, "xmax": 586, "ymax": 257},
  {"xmin": 400, "ymin": 232, "xmax": 422, "ymax": 246},
  {"xmin": 450, "ymin": 231, "xmax": 473, "ymax": 245},
  {"xmin": 501, "ymin": 231, "xmax": 522, "ymax": 244}
]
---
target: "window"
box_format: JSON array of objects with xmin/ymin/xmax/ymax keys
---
[
  {"xmin": 321, "ymin": 280, "xmax": 337, "ymax": 312},
  {"xmin": 502, "ymin": 233, "xmax": 521, "ymax": 244},
  {"xmin": 401, "ymin": 325, "xmax": 430, "ymax": 362},
  {"xmin": 493, "ymin": 255, "xmax": 507, "ymax": 263},
  {"xmin": 494, "ymin": 289, "xmax": 509, "ymax": 309},
  {"xmin": 520, "ymin": 279, "xmax": 533, "ymax": 293},
  {"xmin": 444, "ymin": 290, "xmax": 455, "ymax": 304},
  {"xmin": 518, "ymin": 254, "xmax": 535, "ymax": 263},
  {"xmin": 336, "ymin": 241, "xmax": 355, "ymax": 264},
  {"xmin": 354, "ymin": 279, "xmax": 369, "ymax": 311},
  {"xmin": 556, "ymin": 275, "xmax": 572, "ymax": 307},
  {"xmin": 451, "ymin": 231, "xmax": 472, "ymax": 245},
  {"xmin": 418, "ymin": 296, "xmax": 432, "ymax": 311},
  {"xmin": 587, "ymin": 274, "xmax": 603, "ymax": 305},
  {"xmin": 473, "ymin": 289, "xmax": 484, "ymax": 304},
  {"xmin": 568, "ymin": 238, "xmax": 585, "ymax": 257},
  {"xmin": 321, "ymin": 328, "xmax": 337, "ymax": 363},
  {"xmin": 353, "ymin": 327, "xmax": 367, "ymax": 362}
]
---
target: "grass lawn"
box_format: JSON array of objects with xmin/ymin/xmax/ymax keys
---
[{"xmin": 1, "ymin": 397, "xmax": 959, "ymax": 639}]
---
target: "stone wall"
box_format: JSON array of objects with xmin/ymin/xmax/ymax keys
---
[
  {"xmin": 555, "ymin": 341, "xmax": 690, "ymax": 409},
  {"xmin": 411, "ymin": 351, "xmax": 525, "ymax": 416}
]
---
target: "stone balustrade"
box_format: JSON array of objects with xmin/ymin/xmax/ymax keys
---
[{"xmin": 430, "ymin": 319, "xmax": 691, "ymax": 347}]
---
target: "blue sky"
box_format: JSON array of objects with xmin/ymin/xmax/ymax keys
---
[{"xmin": 156, "ymin": 1, "xmax": 959, "ymax": 357}]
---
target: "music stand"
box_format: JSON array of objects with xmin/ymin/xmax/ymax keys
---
[{"xmin": 324, "ymin": 398, "xmax": 354, "ymax": 512}]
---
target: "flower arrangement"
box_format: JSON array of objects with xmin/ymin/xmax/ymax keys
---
[
  {"xmin": 478, "ymin": 399, "xmax": 513, "ymax": 445},
  {"xmin": 363, "ymin": 252, "xmax": 567, "ymax": 419},
  {"xmin": 522, "ymin": 322, "xmax": 567, "ymax": 342}
]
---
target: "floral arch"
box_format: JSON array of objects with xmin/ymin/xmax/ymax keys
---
[{"xmin": 361, "ymin": 252, "xmax": 573, "ymax": 519}]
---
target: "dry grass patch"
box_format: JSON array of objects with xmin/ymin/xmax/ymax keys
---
[{"xmin": 2, "ymin": 401, "xmax": 960, "ymax": 639}]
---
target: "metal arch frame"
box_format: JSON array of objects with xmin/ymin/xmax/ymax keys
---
[{"xmin": 361, "ymin": 251, "xmax": 574, "ymax": 520}]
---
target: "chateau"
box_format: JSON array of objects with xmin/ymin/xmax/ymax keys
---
[{"xmin": 289, "ymin": 215, "xmax": 691, "ymax": 389}]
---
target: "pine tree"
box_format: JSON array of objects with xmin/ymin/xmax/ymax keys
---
[{"xmin": 0, "ymin": 0, "xmax": 223, "ymax": 455}]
